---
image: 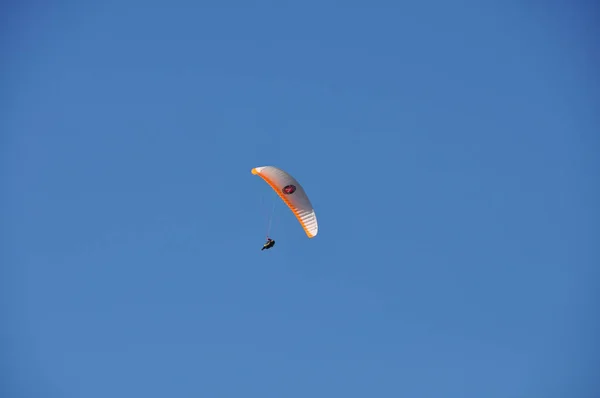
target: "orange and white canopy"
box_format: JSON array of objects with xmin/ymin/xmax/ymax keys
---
[{"xmin": 251, "ymin": 166, "xmax": 318, "ymax": 238}]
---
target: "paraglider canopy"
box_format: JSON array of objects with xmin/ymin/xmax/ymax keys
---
[{"xmin": 252, "ymin": 166, "xmax": 318, "ymax": 238}]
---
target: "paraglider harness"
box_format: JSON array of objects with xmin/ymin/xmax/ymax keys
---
[{"xmin": 261, "ymin": 238, "xmax": 275, "ymax": 251}]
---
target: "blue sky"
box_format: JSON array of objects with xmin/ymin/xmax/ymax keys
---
[{"xmin": 2, "ymin": 1, "xmax": 598, "ymax": 397}]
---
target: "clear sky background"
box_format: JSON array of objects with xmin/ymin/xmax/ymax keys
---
[{"xmin": 2, "ymin": 1, "xmax": 598, "ymax": 397}]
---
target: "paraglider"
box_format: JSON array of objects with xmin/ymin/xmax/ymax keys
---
[
  {"xmin": 261, "ymin": 237, "xmax": 275, "ymax": 251},
  {"xmin": 252, "ymin": 166, "xmax": 318, "ymax": 250}
]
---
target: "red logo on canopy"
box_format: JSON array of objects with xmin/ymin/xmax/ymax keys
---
[{"xmin": 282, "ymin": 184, "xmax": 296, "ymax": 194}]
